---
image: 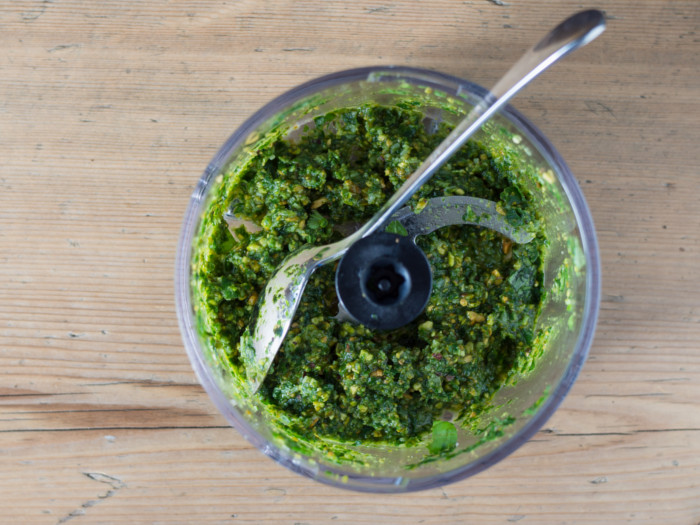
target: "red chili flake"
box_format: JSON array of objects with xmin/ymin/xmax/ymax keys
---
[
  {"xmin": 445, "ymin": 375, "xmax": 455, "ymax": 381},
  {"xmin": 432, "ymin": 353, "xmax": 443, "ymax": 361}
]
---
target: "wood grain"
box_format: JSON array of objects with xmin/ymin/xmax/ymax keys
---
[{"xmin": 1, "ymin": 0, "xmax": 699, "ymax": 523}]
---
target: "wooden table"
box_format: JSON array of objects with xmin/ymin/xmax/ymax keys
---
[{"xmin": 1, "ymin": 1, "xmax": 698, "ymax": 523}]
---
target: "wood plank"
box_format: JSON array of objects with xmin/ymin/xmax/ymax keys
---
[{"xmin": 1, "ymin": 0, "xmax": 699, "ymax": 523}]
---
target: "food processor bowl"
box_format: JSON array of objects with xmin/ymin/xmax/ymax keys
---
[{"xmin": 175, "ymin": 66, "xmax": 601, "ymax": 492}]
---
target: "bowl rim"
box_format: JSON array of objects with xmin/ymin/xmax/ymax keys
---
[{"xmin": 174, "ymin": 65, "xmax": 601, "ymax": 493}]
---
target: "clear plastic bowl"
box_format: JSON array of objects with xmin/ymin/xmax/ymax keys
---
[{"xmin": 175, "ymin": 66, "xmax": 601, "ymax": 492}]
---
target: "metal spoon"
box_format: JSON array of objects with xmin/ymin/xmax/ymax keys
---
[{"xmin": 240, "ymin": 9, "xmax": 606, "ymax": 391}]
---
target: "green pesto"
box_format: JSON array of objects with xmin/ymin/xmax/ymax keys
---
[{"xmin": 191, "ymin": 103, "xmax": 547, "ymax": 446}]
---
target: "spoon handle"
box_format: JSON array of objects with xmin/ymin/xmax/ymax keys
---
[{"xmin": 355, "ymin": 10, "xmax": 606, "ymax": 240}]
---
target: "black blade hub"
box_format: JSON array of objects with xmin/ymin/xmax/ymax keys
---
[{"xmin": 336, "ymin": 232, "xmax": 432, "ymax": 331}]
